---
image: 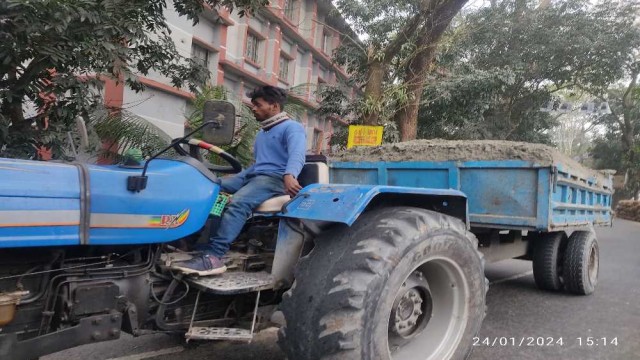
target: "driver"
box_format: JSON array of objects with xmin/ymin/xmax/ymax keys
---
[{"xmin": 171, "ymin": 86, "xmax": 306, "ymax": 276}]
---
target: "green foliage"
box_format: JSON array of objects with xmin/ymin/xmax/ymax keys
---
[
  {"xmin": 333, "ymin": 0, "xmax": 470, "ymax": 133},
  {"xmin": 89, "ymin": 108, "xmax": 175, "ymax": 162},
  {"xmin": 319, "ymin": 84, "xmax": 399, "ymax": 150},
  {"xmin": 0, "ymin": 0, "xmax": 266, "ymax": 159},
  {"xmin": 418, "ymin": 0, "xmax": 640, "ymax": 143},
  {"xmin": 419, "ymin": 67, "xmax": 558, "ymax": 143},
  {"xmin": 592, "ymin": 85, "xmax": 640, "ymax": 198}
]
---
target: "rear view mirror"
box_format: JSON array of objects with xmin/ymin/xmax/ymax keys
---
[{"xmin": 202, "ymin": 100, "xmax": 235, "ymax": 145}]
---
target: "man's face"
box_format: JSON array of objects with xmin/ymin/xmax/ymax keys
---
[{"xmin": 251, "ymin": 98, "xmax": 279, "ymax": 122}]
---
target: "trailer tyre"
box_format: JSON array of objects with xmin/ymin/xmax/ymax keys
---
[
  {"xmin": 562, "ymin": 231, "xmax": 599, "ymax": 295},
  {"xmin": 278, "ymin": 207, "xmax": 486, "ymax": 360},
  {"xmin": 532, "ymin": 232, "xmax": 566, "ymax": 291}
]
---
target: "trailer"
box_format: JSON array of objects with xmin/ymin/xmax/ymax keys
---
[{"xmin": 330, "ymin": 158, "xmax": 613, "ymax": 294}]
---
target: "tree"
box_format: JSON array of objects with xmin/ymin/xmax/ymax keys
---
[
  {"xmin": 418, "ymin": 0, "xmax": 640, "ymax": 144},
  {"xmin": 592, "ymin": 78, "xmax": 640, "ymax": 200},
  {"xmin": 333, "ymin": 0, "xmax": 470, "ymax": 141},
  {"xmin": 0, "ymin": 0, "xmax": 265, "ymax": 159},
  {"xmin": 551, "ymin": 111, "xmax": 597, "ymax": 161}
]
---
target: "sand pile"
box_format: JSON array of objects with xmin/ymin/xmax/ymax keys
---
[
  {"xmin": 616, "ymin": 200, "xmax": 640, "ymax": 222},
  {"xmin": 331, "ymin": 139, "xmax": 610, "ymax": 187},
  {"xmin": 334, "ymin": 140, "xmax": 568, "ymax": 164}
]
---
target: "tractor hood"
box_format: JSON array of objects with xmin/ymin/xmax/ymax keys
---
[{"xmin": 0, "ymin": 157, "xmax": 219, "ymax": 247}]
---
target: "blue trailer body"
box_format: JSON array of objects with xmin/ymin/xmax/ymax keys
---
[{"xmin": 330, "ymin": 159, "xmax": 613, "ymax": 231}]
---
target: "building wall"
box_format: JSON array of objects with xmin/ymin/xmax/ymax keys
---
[{"xmin": 104, "ymin": 0, "xmax": 353, "ymax": 153}]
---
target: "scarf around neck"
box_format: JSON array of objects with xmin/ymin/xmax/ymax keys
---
[{"xmin": 261, "ymin": 112, "xmax": 289, "ymax": 130}]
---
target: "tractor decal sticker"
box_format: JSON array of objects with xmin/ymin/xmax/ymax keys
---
[
  {"xmin": 90, "ymin": 209, "xmax": 190, "ymax": 229},
  {"xmin": 0, "ymin": 210, "xmax": 80, "ymax": 227},
  {"xmin": 149, "ymin": 209, "xmax": 190, "ymax": 228},
  {"xmin": 297, "ymin": 199, "xmax": 315, "ymax": 210}
]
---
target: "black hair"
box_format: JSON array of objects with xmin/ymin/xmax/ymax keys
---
[{"xmin": 247, "ymin": 86, "xmax": 287, "ymax": 109}]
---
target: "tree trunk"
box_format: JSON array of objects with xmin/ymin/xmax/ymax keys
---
[
  {"xmin": 1, "ymin": 97, "xmax": 26, "ymax": 129},
  {"xmin": 395, "ymin": 50, "xmax": 431, "ymax": 141},
  {"xmin": 363, "ymin": 57, "xmax": 385, "ymax": 125},
  {"xmin": 393, "ymin": 0, "xmax": 469, "ymax": 141},
  {"xmin": 622, "ymin": 72, "xmax": 638, "ymax": 164},
  {"xmin": 360, "ymin": 4, "xmax": 432, "ymax": 126}
]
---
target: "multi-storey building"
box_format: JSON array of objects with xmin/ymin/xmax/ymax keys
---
[{"xmin": 103, "ymin": 0, "xmax": 355, "ymax": 154}]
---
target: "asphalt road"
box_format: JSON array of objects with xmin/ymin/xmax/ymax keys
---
[{"xmin": 44, "ymin": 219, "xmax": 640, "ymax": 360}]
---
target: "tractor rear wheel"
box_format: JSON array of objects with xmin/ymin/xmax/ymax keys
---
[{"xmin": 278, "ymin": 207, "xmax": 487, "ymax": 360}]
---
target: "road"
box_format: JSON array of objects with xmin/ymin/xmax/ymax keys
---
[{"xmin": 45, "ymin": 219, "xmax": 640, "ymax": 360}]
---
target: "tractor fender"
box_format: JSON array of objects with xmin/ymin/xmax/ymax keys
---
[{"xmin": 280, "ymin": 183, "xmax": 468, "ymax": 227}]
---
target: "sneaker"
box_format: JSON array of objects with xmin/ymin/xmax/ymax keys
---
[{"xmin": 170, "ymin": 254, "xmax": 227, "ymax": 276}]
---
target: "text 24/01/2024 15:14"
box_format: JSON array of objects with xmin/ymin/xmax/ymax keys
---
[{"xmin": 473, "ymin": 337, "xmax": 619, "ymax": 347}]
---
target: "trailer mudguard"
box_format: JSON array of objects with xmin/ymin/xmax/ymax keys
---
[{"xmin": 280, "ymin": 183, "xmax": 468, "ymax": 226}]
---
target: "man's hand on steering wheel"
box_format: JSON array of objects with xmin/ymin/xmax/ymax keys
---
[{"xmin": 172, "ymin": 138, "xmax": 243, "ymax": 174}]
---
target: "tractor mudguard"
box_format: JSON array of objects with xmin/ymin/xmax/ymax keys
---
[{"xmin": 280, "ymin": 183, "xmax": 468, "ymax": 226}]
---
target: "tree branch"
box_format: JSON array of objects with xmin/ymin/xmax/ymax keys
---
[
  {"xmin": 572, "ymin": 83, "xmax": 625, "ymax": 128},
  {"xmin": 382, "ymin": 0, "xmax": 436, "ymax": 62},
  {"xmin": 311, "ymin": 18, "xmax": 366, "ymax": 54},
  {"xmin": 12, "ymin": 57, "xmax": 50, "ymax": 92},
  {"xmin": 623, "ymin": 69, "xmax": 639, "ymax": 109}
]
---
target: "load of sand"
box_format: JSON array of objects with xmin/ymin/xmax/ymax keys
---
[
  {"xmin": 616, "ymin": 200, "xmax": 640, "ymax": 222},
  {"xmin": 331, "ymin": 140, "xmax": 610, "ymax": 187}
]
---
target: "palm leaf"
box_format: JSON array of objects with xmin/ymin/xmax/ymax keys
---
[{"xmin": 88, "ymin": 107, "xmax": 174, "ymax": 162}]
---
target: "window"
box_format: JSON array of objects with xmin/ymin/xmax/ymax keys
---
[
  {"xmin": 245, "ymin": 33, "xmax": 261, "ymax": 64},
  {"xmin": 191, "ymin": 44, "xmax": 209, "ymax": 69},
  {"xmin": 313, "ymin": 129, "xmax": 324, "ymax": 153},
  {"xmin": 284, "ymin": 0, "xmax": 296, "ymax": 21},
  {"xmin": 279, "ymin": 56, "xmax": 290, "ymax": 82},
  {"xmin": 316, "ymin": 77, "xmax": 326, "ymax": 101},
  {"xmin": 322, "ymin": 32, "xmax": 332, "ymax": 54}
]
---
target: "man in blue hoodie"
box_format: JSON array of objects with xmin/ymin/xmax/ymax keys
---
[{"xmin": 172, "ymin": 86, "xmax": 307, "ymax": 276}]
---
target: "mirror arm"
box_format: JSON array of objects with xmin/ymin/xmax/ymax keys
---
[{"xmin": 127, "ymin": 121, "xmax": 216, "ymax": 192}]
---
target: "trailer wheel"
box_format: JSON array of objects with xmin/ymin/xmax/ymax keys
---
[
  {"xmin": 532, "ymin": 232, "xmax": 567, "ymax": 291},
  {"xmin": 563, "ymin": 231, "xmax": 599, "ymax": 295},
  {"xmin": 278, "ymin": 207, "xmax": 487, "ymax": 360}
]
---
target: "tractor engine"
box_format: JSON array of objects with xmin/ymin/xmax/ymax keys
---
[{"xmin": 0, "ymin": 246, "xmax": 154, "ymax": 346}]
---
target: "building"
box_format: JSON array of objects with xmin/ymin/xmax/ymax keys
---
[{"xmin": 102, "ymin": 0, "xmax": 355, "ymax": 154}]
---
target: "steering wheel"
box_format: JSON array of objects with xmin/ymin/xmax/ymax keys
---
[{"xmin": 172, "ymin": 138, "xmax": 243, "ymax": 174}]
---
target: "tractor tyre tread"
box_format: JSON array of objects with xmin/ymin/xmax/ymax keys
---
[
  {"xmin": 532, "ymin": 232, "xmax": 566, "ymax": 291},
  {"xmin": 563, "ymin": 231, "xmax": 598, "ymax": 295},
  {"xmin": 277, "ymin": 207, "xmax": 486, "ymax": 360}
]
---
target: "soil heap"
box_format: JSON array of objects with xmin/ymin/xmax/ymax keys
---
[
  {"xmin": 616, "ymin": 200, "xmax": 640, "ymax": 222},
  {"xmin": 331, "ymin": 139, "xmax": 610, "ymax": 186}
]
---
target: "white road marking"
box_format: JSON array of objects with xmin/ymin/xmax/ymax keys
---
[
  {"xmin": 490, "ymin": 270, "xmax": 533, "ymax": 285},
  {"xmin": 107, "ymin": 346, "xmax": 184, "ymax": 360}
]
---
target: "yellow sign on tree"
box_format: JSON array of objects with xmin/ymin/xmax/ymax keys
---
[{"xmin": 347, "ymin": 125, "xmax": 384, "ymax": 149}]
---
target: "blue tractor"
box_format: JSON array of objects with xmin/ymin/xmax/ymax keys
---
[
  {"xmin": 2, "ymin": 100, "xmax": 609, "ymax": 360},
  {"xmin": 0, "ymin": 101, "xmax": 485, "ymax": 360}
]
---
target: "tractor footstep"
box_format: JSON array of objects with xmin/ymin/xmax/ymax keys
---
[
  {"xmin": 186, "ymin": 327, "xmax": 253, "ymax": 341},
  {"xmin": 186, "ymin": 271, "xmax": 274, "ymax": 295}
]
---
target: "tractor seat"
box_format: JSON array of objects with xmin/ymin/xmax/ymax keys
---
[{"xmin": 254, "ymin": 161, "xmax": 329, "ymax": 213}]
